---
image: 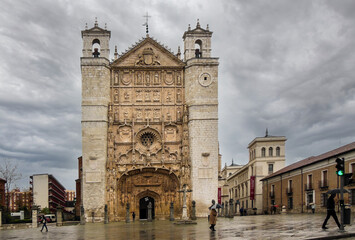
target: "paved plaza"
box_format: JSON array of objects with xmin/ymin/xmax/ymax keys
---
[{"xmin": 1, "ymin": 213, "xmax": 355, "ymax": 240}]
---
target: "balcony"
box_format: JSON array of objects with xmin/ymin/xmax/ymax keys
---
[
  {"xmin": 319, "ymin": 179, "xmax": 329, "ymax": 190},
  {"xmin": 305, "ymin": 183, "xmax": 313, "ymax": 191},
  {"xmin": 286, "ymin": 187, "xmax": 293, "ymax": 195},
  {"xmin": 270, "ymin": 191, "xmax": 275, "ymax": 198}
]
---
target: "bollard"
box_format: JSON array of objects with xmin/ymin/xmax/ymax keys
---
[
  {"xmin": 170, "ymin": 202, "xmax": 174, "ymax": 221},
  {"xmin": 147, "ymin": 202, "xmax": 152, "ymax": 222},
  {"xmin": 31, "ymin": 205, "xmax": 39, "ymax": 228},
  {"xmin": 229, "ymin": 199, "xmax": 234, "ymax": 218},
  {"xmin": 104, "ymin": 204, "xmax": 108, "ymax": 224},
  {"xmin": 80, "ymin": 205, "xmax": 86, "ymax": 225},
  {"xmin": 56, "ymin": 206, "xmax": 63, "ymax": 226},
  {"xmin": 126, "ymin": 203, "xmax": 130, "ymax": 223},
  {"xmin": 191, "ymin": 200, "xmax": 197, "ymax": 220}
]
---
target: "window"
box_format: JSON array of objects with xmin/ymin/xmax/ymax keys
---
[
  {"xmin": 141, "ymin": 133, "xmax": 154, "ymax": 147},
  {"xmin": 321, "ymin": 193, "xmax": 328, "ymax": 207},
  {"xmin": 307, "ymin": 175, "xmax": 313, "ymax": 190},
  {"xmin": 268, "ymin": 164, "xmax": 274, "ymax": 174},
  {"xmin": 269, "ymin": 147, "xmax": 273, "ymax": 157},
  {"xmin": 261, "ymin": 148, "xmax": 266, "ymax": 157},
  {"xmin": 321, "ymin": 171, "xmax": 328, "ymax": 187},
  {"xmin": 276, "ymin": 147, "xmax": 280, "ymax": 156},
  {"xmin": 288, "ymin": 180, "xmax": 293, "ymax": 194},
  {"xmin": 351, "ymin": 163, "xmax": 355, "ymax": 175},
  {"xmin": 351, "ymin": 189, "xmax": 355, "ymax": 205}
]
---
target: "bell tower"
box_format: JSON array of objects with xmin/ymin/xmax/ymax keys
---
[
  {"xmin": 80, "ymin": 19, "xmax": 111, "ymax": 222},
  {"xmin": 183, "ymin": 20, "xmax": 219, "ymax": 216}
]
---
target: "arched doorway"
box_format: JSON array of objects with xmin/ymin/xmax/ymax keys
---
[{"xmin": 139, "ymin": 196, "xmax": 155, "ymax": 220}]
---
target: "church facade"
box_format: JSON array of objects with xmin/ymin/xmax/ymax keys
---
[{"xmin": 80, "ymin": 20, "xmax": 219, "ymax": 222}]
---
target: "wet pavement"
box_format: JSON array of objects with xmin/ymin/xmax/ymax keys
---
[{"xmin": 1, "ymin": 213, "xmax": 355, "ymax": 239}]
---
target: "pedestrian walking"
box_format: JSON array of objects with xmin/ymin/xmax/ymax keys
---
[
  {"xmin": 322, "ymin": 193, "xmax": 341, "ymax": 229},
  {"xmin": 132, "ymin": 212, "xmax": 135, "ymax": 221},
  {"xmin": 209, "ymin": 199, "xmax": 221, "ymax": 231},
  {"xmin": 239, "ymin": 206, "xmax": 244, "ymax": 216},
  {"xmin": 40, "ymin": 216, "xmax": 48, "ymax": 232}
]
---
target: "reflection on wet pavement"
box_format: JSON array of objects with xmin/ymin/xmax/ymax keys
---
[{"xmin": 0, "ymin": 213, "xmax": 354, "ymax": 239}]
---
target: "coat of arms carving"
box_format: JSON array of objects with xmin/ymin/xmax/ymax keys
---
[{"xmin": 135, "ymin": 48, "xmax": 161, "ymax": 66}]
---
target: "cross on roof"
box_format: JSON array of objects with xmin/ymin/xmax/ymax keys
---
[{"xmin": 143, "ymin": 12, "xmax": 151, "ymax": 35}]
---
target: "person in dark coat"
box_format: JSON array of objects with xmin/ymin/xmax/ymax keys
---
[
  {"xmin": 132, "ymin": 212, "xmax": 136, "ymax": 221},
  {"xmin": 322, "ymin": 193, "xmax": 341, "ymax": 229},
  {"xmin": 40, "ymin": 216, "xmax": 48, "ymax": 232}
]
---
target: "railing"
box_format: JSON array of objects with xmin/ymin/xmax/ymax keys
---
[
  {"xmin": 319, "ymin": 179, "xmax": 329, "ymax": 189},
  {"xmin": 305, "ymin": 183, "xmax": 313, "ymax": 191}
]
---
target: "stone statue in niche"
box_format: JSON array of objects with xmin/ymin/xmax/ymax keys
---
[
  {"xmin": 177, "ymin": 109, "xmax": 181, "ymax": 121},
  {"xmin": 137, "ymin": 72, "xmax": 143, "ymax": 85},
  {"xmin": 177, "ymin": 74, "xmax": 181, "ymax": 85},
  {"xmin": 166, "ymin": 91, "xmax": 172, "ymax": 103},
  {"xmin": 124, "ymin": 91, "xmax": 130, "ymax": 101},
  {"xmin": 176, "ymin": 89, "xmax": 181, "ymax": 102},
  {"xmin": 145, "ymin": 109, "xmax": 151, "ymax": 119},
  {"xmin": 154, "ymin": 72, "xmax": 160, "ymax": 85},
  {"xmin": 114, "ymin": 90, "xmax": 119, "ymax": 102},
  {"xmin": 145, "ymin": 91, "xmax": 151, "ymax": 102},
  {"xmin": 146, "ymin": 73, "xmax": 150, "ymax": 86},
  {"xmin": 166, "ymin": 112, "xmax": 172, "ymax": 121},
  {"xmin": 114, "ymin": 73, "xmax": 119, "ymax": 85},
  {"xmin": 124, "ymin": 111, "xmax": 129, "ymax": 120},
  {"xmin": 114, "ymin": 110, "xmax": 119, "ymax": 122}
]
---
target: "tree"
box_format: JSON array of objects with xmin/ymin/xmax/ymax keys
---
[{"xmin": 0, "ymin": 158, "xmax": 22, "ymax": 211}]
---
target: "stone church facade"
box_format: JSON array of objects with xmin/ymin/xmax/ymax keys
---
[{"xmin": 80, "ymin": 20, "xmax": 219, "ymax": 222}]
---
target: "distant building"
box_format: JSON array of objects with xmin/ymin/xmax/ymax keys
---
[
  {"xmin": 6, "ymin": 188, "xmax": 32, "ymax": 212},
  {"xmin": 65, "ymin": 190, "xmax": 75, "ymax": 202},
  {"xmin": 75, "ymin": 156, "xmax": 82, "ymax": 218},
  {"xmin": 0, "ymin": 178, "xmax": 6, "ymax": 207},
  {"xmin": 30, "ymin": 174, "xmax": 66, "ymax": 213},
  {"xmin": 220, "ymin": 131, "xmax": 286, "ymax": 215},
  {"xmin": 261, "ymin": 141, "xmax": 355, "ymax": 214}
]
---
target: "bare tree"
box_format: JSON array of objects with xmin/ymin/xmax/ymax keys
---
[{"xmin": 0, "ymin": 158, "xmax": 22, "ymax": 210}]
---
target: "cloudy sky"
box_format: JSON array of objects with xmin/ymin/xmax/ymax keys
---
[{"xmin": 1, "ymin": 0, "xmax": 355, "ymax": 191}]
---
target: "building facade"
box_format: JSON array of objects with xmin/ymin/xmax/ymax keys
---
[
  {"xmin": 65, "ymin": 190, "xmax": 76, "ymax": 202},
  {"xmin": 31, "ymin": 174, "xmax": 66, "ymax": 213},
  {"xmin": 75, "ymin": 156, "xmax": 82, "ymax": 218},
  {"xmin": 221, "ymin": 133, "xmax": 286, "ymax": 215},
  {"xmin": 261, "ymin": 142, "xmax": 355, "ymax": 214},
  {"xmin": 6, "ymin": 188, "xmax": 32, "ymax": 212},
  {"xmin": 80, "ymin": 20, "xmax": 219, "ymax": 222},
  {"xmin": 0, "ymin": 178, "xmax": 5, "ymax": 207}
]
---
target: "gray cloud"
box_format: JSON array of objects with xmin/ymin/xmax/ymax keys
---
[{"xmin": 0, "ymin": 0, "xmax": 354, "ymax": 190}]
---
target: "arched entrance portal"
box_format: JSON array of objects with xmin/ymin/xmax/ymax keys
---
[{"xmin": 139, "ymin": 196, "xmax": 155, "ymax": 220}]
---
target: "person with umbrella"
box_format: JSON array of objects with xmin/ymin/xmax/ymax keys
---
[{"xmin": 322, "ymin": 193, "xmax": 341, "ymax": 229}]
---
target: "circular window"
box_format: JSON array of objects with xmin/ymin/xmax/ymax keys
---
[
  {"xmin": 141, "ymin": 133, "xmax": 154, "ymax": 147},
  {"xmin": 199, "ymin": 72, "xmax": 212, "ymax": 87}
]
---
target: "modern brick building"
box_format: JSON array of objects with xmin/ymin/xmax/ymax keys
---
[
  {"xmin": 31, "ymin": 174, "xmax": 66, "ymax": 213},
  {"xmin": 65, "ymin": 190, "xmax": 76, "ymax": 202},
  {"xmin": 0, "ymin": 178, "xmax": 6, "ymax": 207},
  {"xmin": 261, "ymin": 141, "xmax": 355, "ymax": 214},
  {"xmin": 6, "ymin": 188, "xmax": 32, "ymax": 212},
  {"xmin": 75, "ymin": 156, "xmax": 82, "ymax": 218}
]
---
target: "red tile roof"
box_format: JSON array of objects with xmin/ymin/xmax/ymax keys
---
[{"xmin": 261, "ymin": 141, "xmax": 355, "ymax": 181}]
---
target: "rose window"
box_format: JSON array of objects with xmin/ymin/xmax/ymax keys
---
[{"xmin": 141, "ymin": 133, "xmax": 154, "ymax": 147}]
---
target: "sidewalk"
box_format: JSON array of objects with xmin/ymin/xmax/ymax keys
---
[{"xmin": 0, "ymin": 213, "xmax": 354, "ymax": 239}]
